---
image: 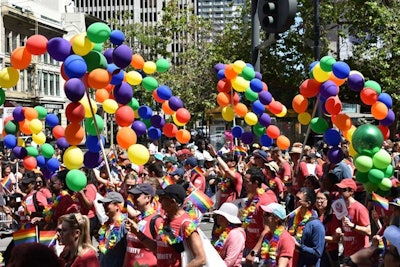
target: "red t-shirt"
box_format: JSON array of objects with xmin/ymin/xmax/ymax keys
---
[
  {"xmin": 157, "ymin": 212, "xmax": 194, "ymax": 267},
  {"xmin": 342, "ymin": 201, "xmax": 370, "ymax": 256},
  {"xmin": 53, "ymin": 193, "xmax": 78, "ymax": 225},
  {"xmin": 245, "ymin": 190, "xmax": 277, "ymax": 249},
  {"xmin": 125, "ymin": 213, "xmax": 162, "ymax": 267},
  {"xmin": 71, "ymin": 249, "xmax": 99, "ymax": 267},
  {"xmin": 219, "ymin": 172, "xmax": 243, "ymax": 208},
  {"xmin": 18, "ymin": 190, "xmax": 48, "ymax": 226},
  {"xmin": 320, "ymin": 214, "xmax": 341, "ymax": 252},
  {"xmin": 190, "ymin": 173, "xmax": 206, "ymax": 192},
  {"xmin": 278, "ymin": 161, "xmax": 292, "ymax": 185},
  {"xmin": 277, "ymin": 230, "xmax": 295, "ymax": 267},
  {"xmin": 78, "ymin": 184, "xmax": 97, "ymax": 219}
]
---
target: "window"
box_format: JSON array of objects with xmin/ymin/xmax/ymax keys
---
[
  {"xmin": 5, "ymin": 29, "xmax": 11, "ymax": 54},
  {"xmin": 49, "ymin": 74, "xmax": 54, "ymax": 95},
  {"xmin": 43, "ymin": 72, "xmax": 48, "ymax": 95},
  {"xmin": 55, "ymin": 75, "xmax": 60, "ymax": 96}
]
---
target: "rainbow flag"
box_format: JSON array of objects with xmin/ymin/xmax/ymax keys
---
[
  {"xmin": 1, "ymin": 176, "xmax": 12, "ymax": 190},
  {"xmin": 186, "ymin": 188, "xmax": 214, "ymax": 213},
  {"xmin": 39, "ymin": 230, "xmax": 57, "ymax": 247},
  {"xmin": 126, "ymin": 195, "xmax": 134, "ymax": 208},
  {"xmin": 161, "ymin": 175, "xmax": 175, "ymax": 189},
  {"xmin": 192, "ymin": 166, "xmax": 204, "ymax": 175},
  {"xmin": 13, "ymin": 227, "xmax": 37, "ymax": 246},
  {"xmin": 234, "ymin": 146, "xmax": 247, "ymax": 157},
  {"xmin": 109, "ymin": 151, "xmax": 117, "ymax": 165},
  {"xmin": 372, "ymin": 192, "xmax": 389, "ymax": 211}
]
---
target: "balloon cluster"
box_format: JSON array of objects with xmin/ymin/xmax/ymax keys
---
[
  {"xmin": 214, "ymin": 60, "xmax": 291, "ymax": 150},
  {"xmin": 293, "ymin": 55, "xmax": 395, "ymax": 164},
  {"xmin": 0, "ymin": 22, "xmax": 193, "ymax": 191}
]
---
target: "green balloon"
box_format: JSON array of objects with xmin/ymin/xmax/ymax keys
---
[
  {"xmin": 84, "ymin": 114, "xmax": 104, "ymax": 136},
  {"xmin": 376, "ymin": 188, "xmax": 391, "ymax": 197},
  {"xmin": 41, "ymin": 143, "xmax": 55, "ymax": 159},
  {"xmin": 5, "ymin": 120, "xmax": 19, "ymax": 135},
  {"xmin": 352, "ymin": 124, "xmax": 383, "ymax": 156},
  {"xmin": 310, "ymin": 117, "xmax": 329, "ymax": 134},
  {"xmin": 26, "ymin": 146, "xmax": 39, "ymax": 157},
  {"xmin": 128, "ymin": 98, "xmax": 140, "ymax": 110},
  {"xmin": 319, "ymin": 56, "xmax": 336, "ymax": 72},
  {"xmin": 83, "ymin": 50, "xmax": 108, "ymax": 72},
  {"xmin": 378, "ymin": 177, "xmax": 392, "ymax": 191},
  {"xmin": 244, "ymin": 88, "xmax": 258, "ymax": 102},
  {"xmin": 368, "ymin": 168, "xmax": 384, "ymax": 184},
  {"xmin": 253, "ymin": 123, "xmax": 265, "ymax": 137},
  {"xmin": 355, "ymin": 171, "xmax": 369, "ymax": 184},
  {"xmin": 141, "ymin": 119, "xmax": 151, "ymax": 128},
  {"xmin": 142, "ymin": 77, "xmax": 158, "ymax": 92},
  {"xmin": 66, "ymin": 169, "xmax": 87, "ymax": 192},
  {"xmin": 241, "ymin": 66, "xmax": 255, "ymax": 81},
  {"xmin": 354, "ymin": 155, "xmax": 373, "ymax": 172},
  {"xmin": 373, "ymin": 149, "xmax": 391, "ymax": 169},
  {"xmin": 0, "ymin": 89, "xmax": 5, "ymax": 106},
  {"xmin": 364, "ymin": 80, "xmax": 381, "ymax": 94},
  {"xmin": 86, "ymin": 22, "xmax": 111, "ymax": 43},
  {"xmin": 382, "ymin": 164, "xmax": 394, "ymax": 178},
  {"xmin": 34, "ymin": 106, "xmax": 47, "ymax": 119},
  {"xmin": 92, "ymin": 42, "xmax": 103, "ymax": 52},
  {"xmin": 156, "ymin": 58, "xmax": 170, "ymax": 73},
  {"xmin": 364, "ymin": 182, "xmax": 379, "ymax": 194}
]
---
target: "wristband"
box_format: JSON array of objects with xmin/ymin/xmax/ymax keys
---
[{"xmin": 352, "ymin": 224, "xmax": 357, "ymax": 230}]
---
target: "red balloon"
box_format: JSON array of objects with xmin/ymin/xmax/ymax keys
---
[
  {"xmin": 325, "ymin": 96, "xmax": 342, "ymax": 115},
  {"xmin": 262, "ymin": 82, "xmax": 268, "ymax": 91},
  {"xmin": 66, "ymin": 102, "xmax": 85, "ymax": 123},
  {"xmin": 23, "ymin": 156, "xmax": 37, "ymax": 171},
  {"xmin": 378, "ymin": 124, "xmax": 390, "ymax": 140},
  {"xmin": 360, "ymin": 87, "xmax": 378, "ymax": 105},
  {"xmin": 152, "ymin": 89, "xmax": 165, "ymax": 103},
  {"xmin": 163, "ymin": 123, "xmax": 178, "ymax": 138},
  {"xmin": 115, "ymin": 106, "xmax": 135, "ymax": 127},
  {"xmin": 52, "ymin": 125, "xmax": 65, "ymax": 139},
  {"xmin": 266, "ymin": 125, "xmax": 280, "ymax": 139},
  {"xmin": 268, "ymin": 101, "xmax": 283, "ymax": 114},
  {"xmin": 300, "ymin": 79, "xmax": 321, "ymax": 98},
  {"xmin": 217, "ymin": 79, "xmax": 231, "ymax": 93},
  {"xmin": 60, "ymin": 63, "xmax": 69, "ymax": 81},
  {"xmin": 26, "ymin": 34, "xmax": 48, "ymax": 55},
  {"xmin": 175, "ymin": 108, "xmax": 191, "ymax": 124}
]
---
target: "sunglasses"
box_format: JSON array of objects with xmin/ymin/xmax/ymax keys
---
[
  {"xmin": 263, "ymin": 212, "xmax": 273, "ymax": 218},
  {"xmin": 340, "ymin": 188, "xmax": 353, "ymax": 192}
]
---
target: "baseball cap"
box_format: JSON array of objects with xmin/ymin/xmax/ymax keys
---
[
  {"xmin": 184, "ymin": 156, "xmax": 198, "ymax": 167},
  {"xmin": 261, "ymin": 203, "xmax": 286, "ymax": 220},
  {"xmin": 254, "ymin": 150, "xmax": 269, "ymax": 162},
  {"xmin": 213, "ymin": 202, "xmax": 241, "ymax": 224},
  {"xmin": 336, "ymin": 178, "xmax": 357, "ymax": 191},
  {"xmin": 164, "ymin": 156, "xmax": 177, "ymax": 164},
  {"xmin": 176, "ymin": 149, "xmax": 191, "ymax": 157},
  {"xmin": 383, "ymin": 225, "xmax": 400, "ymax": 255},
  {"xmin": 98, "ymin": 191, "xmax": 124, "ymax": 204},
  {"xmin": 156, "ymin": 184, "xmax": 187, "ymax": 204},
  {"xmin": 21, "ymin": 173, "xmax": 36, "ymax": 184},
  {"xmin": 128, "ymin": 183, "xmax": 155, "ymax": 197},
  {"xmin": 154, "ymin": 153, "xmax": 164, "ymax": 161},
  {"xmin": 170, "ymin": 168, "xmax": 184, "ymax": 178}
]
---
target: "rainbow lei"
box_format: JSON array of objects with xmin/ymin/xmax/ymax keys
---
[
  {"xmin": 211, "ymin": 225, "xmax": 234, "ymax": 255},
  {"xmin": 260, "ymin": 225, "xmax": 285, "ymax": 266},
  {"xmin": 134, "ymin": 208, "xmax": 155, "ymax": 223},
  {"xmin": 240, "ymin": 188, "xmax": 265, "ymax": 229},
  {"xmin": 268, "ymin": 179, "xmax": 277, "ymax": 190},
  {"xmin": 219, "ymin": 175, "xmax": 231, "ymax": 193},
  {"xmin": 98, "ymin": 214, "xmax": 126, "ymax": 254},
  {"xmin": 158, "ymin": 219, "xmax": 197, "ymax": 245},
  {"xmin": 43, "ymin": 190, "xmax": 69, "ymax": 223},
  {"xmin": 288, "ymin": 209, "xmax": 313, "ymax": 242}
]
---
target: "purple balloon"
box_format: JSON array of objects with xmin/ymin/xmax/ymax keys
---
[
  {"xmin": 46, "ymin": 158, "xmax": 60, "ymax": 172},
  {"xmin": 327, "ymin": 146, "xmax": 344, "ymax": 164},
  {"xmin": 41, "ymin": 167, "xmax": 54, "ymax": 180},
  {"xmin": 319, "ymin": 80, "xmax": 339, "ymax": 99},
  {"xmin": 258, "ymin": 113, "xmax": 271, "ymax": 127},
  {"xmin": 214, "ymin": 63, "xmax": 225, "ymax": 74},
  {"xmin": 47, "ymin": 37, "xmax": 72, "ymax": 61},
  {"xmin": 231, "ymin": 126, "xmax": 244, "ymax": 138},
  {"xmin": 56, "ymin": 137, "xmax": 70, "ymax": 150},
  {"xmin": 250, "ymin": 78, "xmax": 263, "ymax": 93},
  {"xmin": 157, "ymin": 85, "xmax": 172, "ymax": 100},
  {"xmin": 241, "ymin": 132, "xmax": 254, "ymax": 145},
  {"xmin": 13, "ymin": 106, "xmax": 25, "ymax": 122},
  {"xmin": 380, "ymin": 109, "xmax": 395, "ymax": 126},
  {"xmin": 150, "ymin": 115, "xmax": 165, "ymax": 129},
  {"xmin": 252, "ymin": 100, "xmax": 265, "ymax": 115},
  {"xmin": 109, "ymin": 30, "xmax": 125, "ymax": 45},
  {"xmin": 84, "ymin": 151, "xmax": 102, "ymax": 169},
  {"xmin": 332, "ymin": 61, "xmax": 350, "ymax": 79},
  {"xmin": 260, "ymin": 134, "xmax": 273, "ymax": 147},
  {"xmin": 168, "ymin": 96, "xmax": 183, "ymax": 111},
  {"xmin": 255, "ymin": 71, "xmax": 262, "ymax": 80},
  {"xmin": 64, "ymin": 55, "xmax": 87, "ymax": 79},
  {"xmin": 148, "ymin": 127, "xmax": 162, "ymax": 140},
  {"xmin": 114, "ymin": 82, "xmax": 133, "ymax": 105},
  {"xmin": 64, "ymin": 78, "xmax": 86, "ymax": 102},
  {"xmin": 258, "ymin": 91, "xmax": 273, "ymax": 105},
  {"xmin": 347, "ymin": 72, "xmax": 364, "ymax": 92},
  {"xmin": 13, "ymin": 146, "xmax": 27, "ymax": 159},
  {"xmin": 112, "ymin": 44, "xmax": 132, "ymax": 68},
  {"xmin": 131, "ymin": 120, "xmax": 147, "ymax": 136},
  {"xmin": 378, "ymin": 93, "xmax": 393, "ymax": 108},
  {"xmin": 103, "ymin": 48, "xmax": 114, "ymax": 64}
]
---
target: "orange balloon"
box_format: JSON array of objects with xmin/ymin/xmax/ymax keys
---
[
  {"xmin": 163, "ymin": 123, "xmax": 178, "ymax": 138},
  {"xmin": 325, "ymin": 96, "xmax": 342, "ymax": 115},
  {"xmin": 329, "ymin": 73, "xmax": 346, "ymax": 86},
  {"xmin": 268, "ymin": 101, "xmax": 283, "ymax": 114},
  {"xmin": 24, "ymin": 107, "xmax": 38, "ymax": 120},
  {"xmin": 299, "ymin": 79, "xmax": 321, "ymax": 98},
  {"xmin": 371, "ymin": 101, "xmax": 388, "ymax": 120},
  {"xmin": 360, "ymin": 88, "xmax": 378, "ymax": 105},
  {"xmin": 116, "ymin": 127, "xmax": 137, "ymax": 149},
  {"xmin": 234, "ymin": 103, "xmax": 248, "ymax": 117},
  {"xmin": 11, "ymin": 47, "xmax": 32, "ymax": 69},
  {"xmin": 131, "ymin": 54, "xmax": 145, "ymax": 69},
  {"xmin": 95, "ymin": 89, "xmax": 109, "ymax": 103},
  {"xmin": 65, "ymin": 122, "xmax": 85, "ymax": 146},
  {"xmin": 217, "ymin": 92, "xmax": 231, "ymax": 107},
  {"xmin": 104, "ymin": 84, "xmax": 114, "ymax": 93},
  {"xmin": 276, "ymin": 135, "xmax": 290, "ymax": 150},
  {"xmin": 19, "ymin": 119, "xmax": 32, "ymax": 135},
  {"xmin": 292, "ymin": 94, "xmax": 308, "ymax": 113},
  {"xmin": 176, "ymin": 129, "xmax": 191, "ymax": 144},
  {"xmin": 224, "ymin": 64, "xmax": 237, "ymax": 80},
  {"xmin": 52, "ymin": 125, "xmax": 65, "ymax": 139},
  {"xmin": 333, "ymin": 113, "xmax": 352, "ymax": 131},
  {"xmin": 266, "ymin": 125, "xmax": 280, "ymax": 139},
  {"xmin": 87, "ymin": 68, "xmax": 111, "ymax": 89},
  {"xmin": 162, "ymin": 101, "xmax": 175, "ymax": 115},
  {"xmin": 217, "ymin": 79, "xmax": 231, "ymax": 93}
]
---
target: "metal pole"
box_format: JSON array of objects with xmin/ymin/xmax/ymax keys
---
[
  {"xmin": 314, "ymin": 0, "xmax": 320, "ymax": 61},
  {"xmin": 251, "ymin": 0, "xmax": 261, "ymax": 72}
]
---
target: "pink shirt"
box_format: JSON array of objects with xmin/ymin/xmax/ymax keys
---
[
  {"xmin": 220, "ymin": 227, "xmax": 246, "ymax": 267},
  {"xmin": 71, "ymin": 249, "xmax": 100, "ymax": 267},
  {"xmin": 219, "ymin": 172, "xmax": 243, "ymax": 208}
]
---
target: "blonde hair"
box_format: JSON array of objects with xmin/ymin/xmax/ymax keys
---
[{"xmin": 64, "ymin": 213, "xmax": 95, "ymax": 256}]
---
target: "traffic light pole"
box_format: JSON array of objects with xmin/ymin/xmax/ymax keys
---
[{"xmin": 251, "ymin": 0, "xmax": 261, "ymax": 72}]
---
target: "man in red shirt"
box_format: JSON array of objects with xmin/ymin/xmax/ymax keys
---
[{"xmin": 183, "ymin": 157, "xmax": 206, "ymax": 192}]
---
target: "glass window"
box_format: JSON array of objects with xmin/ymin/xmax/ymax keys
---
[
  {"xmin": 12, "ymin": 32, "xmax": 17, "ymax": 52},
  {"xmin": 5, "ymin": 29, "xmax": 11, "ymax": 54},
  {"xmin": 49, "ymin": 74, "xmax": 54, "ymax": 95},
  {"xmin": 43, "ymin": 72, "xmax": 48, "ymax": 95},
  {"xmin": 56, "ymin": 75, "xmax": 60, "ymax": 96}
]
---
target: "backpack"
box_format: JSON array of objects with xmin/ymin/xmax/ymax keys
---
[{"xmin": 150, "ymin": 214, "xmax": 162, "ymax": 239}]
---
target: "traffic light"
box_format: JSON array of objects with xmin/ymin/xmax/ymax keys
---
[{"xmin": 258, "ymin": 0, "xmax": 297, "ymax": 33}]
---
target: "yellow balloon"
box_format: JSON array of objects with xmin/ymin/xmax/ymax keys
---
[
  {"xmin": 128, "ymin": 144, "xmax": 150, "ymax": 165},
  {"xmin": 102, "ymin": 99, "xmax": 119, "ymax": 114},
  {"xmin": 0, "ymin": 67, "xmax": 20, "ymax": 88},
  {"xmin": 126, "ymin": 70, "xmax": 143, "ymax": 85},
  {"xmin": 312, "ymin": 63, "xmax": 330, "ymax": 83},
  {"xmin": 63, "ymin": 146, "xmax": 84, "ymax": 170},
  {"xmin": 32, "ymin": 132, "xmax": 46, "ymax": 145},
  {"xmin": 172, "ymin": 113, "xmax": 186, "ymax": 126},
  {"xmin": 17, "ymin": 138, "xmax": 26, "ymax": 147},
  {"xmin": 29, "ymin": 118, "xmax": 43, "ymax": 134},
  {"xmin": 80, "ymin": 97, "xmax": 98, "ymax": 118},
  {"xmin": 298, "ymin": 112, "xmax": 311, "ymax": 125},
  {"xmin": 143, "ymin": 61, "xmax": 157, "ymax": 74},
  {"xmin": 222, "ymin": 106, "xmax": 235, "ymax": 121},
  {"xmin": 134, "ymin": 110, "xmax": 140, "ymax": 119},
  {"xmin": 232, "ymin": 76, "xmax": 249, "ymax": 92},
  {"xmin": 276, "ymin": 106, "xmax": 287, "ymax": 117},
  {"xmin": 71, "ymin": 33, "xmax": 94, "ymax": 56},
  {"xmin": 349, "ymin": 143, "xmax": 357, "ymax": 157},
  {"xmin": 244, "ymin": 112, "xmax": 258, "ymax": 125},
  {"xmin": 233, "ymin": 60, "xmax": 246, "ymax": 74},
  {"xmin": 345, "ymin": 125, "xmax": 357, "ymax": 141}
]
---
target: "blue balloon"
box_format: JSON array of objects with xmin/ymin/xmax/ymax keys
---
[
  {"xmin": 252, "ymin": 100, "xmax": 265, "ymax": 115},
  {"xmin": 4, "ymin": 134, "xmax": 17, "ymax": 149},
  {"xmin": 214, "ymin": 63, "xmax": 225, "ymax": 74},
  {"xmin": 46, "ymin": 158, "xmax": 60, "ymax": 172},
  {"xmin": 86, "ymin": 135, "xmax": 105, "ymax": 153},
  {"xmin": 64, "ymin": 55, "xmax": 87, "ymax": 79},
  {"xmin": 36, "ymin": 155, "xmax": 47, "ymax": 169},
  {"xmin": 332, "ymin": 61, "xmax": 350, "ymax": 79},
  {"xmin": 110, "ymin": 69, "xmax": 125, "ymax": 85},
  {"xmin": 231, "ymin": 126, "xmax": 244, "ymax": 138},
  {"xmin": 324, "ymin": 128, "xmax": 342, "ymax": 146},
  {"xmin": 378, "ymin": 93, "xmax": 393, "ymax": 108},
  {"xmin": 250, "ymin": 78, "xmax": 263, "ymax": 93},
  {"xmin": 157, "ymin": 85, "xmax": 172, "ymax": 100},
  {"xmin": 45, "ymin": 114, "xmax": 59, "ymax": 127},
  {"xmin": 131, "ymin": 120, "xmax": 147, "ymax": 136},
  {"xmin": 309, "ymin": 61, "xmax": 319, "ymax": 72},
  {"xmin": 147, "ymin": 127, "xmax": 162, "ymax": 140},
  {"xmin": 138, "ymin": 106, "xmax": 153, "ymax": 119},
  {"xmin": 109, "ymin": 30, "xmax": 125, "ymax": 45},
  {"xmin": 260, "ymin": 134, "xmax": 273, "ymax": 147},
  {"xmin": 217, "ymin": 69, "xmax": 226, "ymax": 80}
]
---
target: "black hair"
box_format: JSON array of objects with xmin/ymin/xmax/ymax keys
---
[
  {"xmin": 304, "ymin": 175, "xmax": 320, "ymax": 190},
  {"xmin": 246, "ymin": 168, "xmax": 264, "ymax": 188},
  {"xmin": 298, "ymin": 187, "xmax": 316, "ymax": 206},
  {"xmin": 222, "ymin": 153, "xmax": 238, "ymax": 164},
  {"xmin": 316, "ymin": 190, "xmax": 333, "ymax": 220},
  {"xmin": 55, "ymin": 169, "xmax": 69, "ymax": 190},
  {"xmin": 147, "ymin": 162, "xmax": 164, "ymax": 177}
]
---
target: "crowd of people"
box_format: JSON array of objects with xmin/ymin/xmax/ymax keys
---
[{"xmin": 0, "ymin": 136, "xmax": 399, "ymax": 267}]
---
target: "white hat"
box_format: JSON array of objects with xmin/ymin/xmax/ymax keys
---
[{"xmin": 213, "ymin": 202, "xmax": 241, "ymax": 224}]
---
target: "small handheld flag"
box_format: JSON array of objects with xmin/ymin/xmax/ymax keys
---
[
  {"xmin": 192, "ymin": 166, "xmax": 204, "ymax": 175},
  {"xmin": 186, "ymin": 188, "xmax": 214, "ymax": 213},
  {"xmin": 39, "ymin": 230, "xmax": 57, "ymax": 247},
  {"xmin": 160, "ymin": 175, "xmax": 175, "ymax": 189},
  {"xmin": 13, "ymin": 227, "xmax": 38, "ymax": 246},
  {"xmin": 372, "ymin": 192, "xmax": 389, "ymax": 211}
]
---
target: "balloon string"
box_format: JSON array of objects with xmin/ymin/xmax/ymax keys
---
[
  {"xmin": 231, "ymin": 87, "xmax": 237, "ymax": 147},
  {"xmin": 295, "ymin": 95, "xmax": 320, "ymax": 176},
  {"xmin": 84, "ymin": 89, "xmax": 114, "ymax": 184}
]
